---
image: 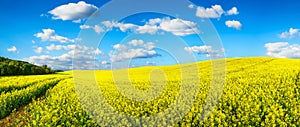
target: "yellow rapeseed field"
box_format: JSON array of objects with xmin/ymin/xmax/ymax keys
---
[{"xmin": 0, "ymin": 57, "xmax": 299, "ymax": 126}]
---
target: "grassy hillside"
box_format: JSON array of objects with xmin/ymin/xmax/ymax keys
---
[
  {"xmin": 0, "ymin": 56, "xmax": 61, "ymax": 76},
  {"xmin": 0, "ymin": 57, "xmax": 300, "ymax": 126}
]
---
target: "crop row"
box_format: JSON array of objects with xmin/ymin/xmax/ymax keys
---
[
  {"xmin": 13, "ymin": 78, "xmax": 99, "ymax": 126},
  {"xmin": 0, "ymin": 77, "xmax": 65, "ymax": 119},
  {"xmin": 3, "ymin": 58, "xmax": 300, "ymax": 126},
  {"xmin": 0, "ymin": 76, "xmax": 58, "ymax": 94}
]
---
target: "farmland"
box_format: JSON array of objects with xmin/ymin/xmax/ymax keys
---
[{"xmin": 0, "ymin": 57, "xmax": 299, "ymax": 126}]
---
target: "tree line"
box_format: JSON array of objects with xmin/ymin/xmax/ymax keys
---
[{"xmin": 0, "ymin": 57, "xmax": 62, "ymax": 76}]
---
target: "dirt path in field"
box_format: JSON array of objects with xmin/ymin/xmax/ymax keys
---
[
  {"xmin": 0, "ymin": 103, "xmax": 31, "ymax": 126},
  {"xmin": 0, "ymin": 95, "xmax": 48, "ymax": 127}
]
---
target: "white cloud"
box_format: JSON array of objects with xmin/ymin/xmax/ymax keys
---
[
  {"xmin": 7, "ymin": 46, "xmax": 18, "ymax": 53},
  {"xmin": 188, "ymin": 4, "xmax": 194, "ymax": 9},
  {"xmin": 184, "ymin": 45, "xmax": 213, "ymax": 54},
  {"xmin": 136, "ymin": 25, "xmax": 159, "ymax": 34},
  {"xmin": 72, "ymin": 19, "xmax": 82, "ymax": 23},
  {"xmin": 195, "ymin": 5, "xmax": 239, "ymax": 19},
  {"xmin": 184, "ymin": 45, "xmax": 224, "ymax": 58},
  {"xmin": 143, "ymin": 42, "xmax": 155, "ymax": 50},
  {"xmin": 110, "ymin": 49, "xmax": 158, "ymax": 62},
  {"xmin": 46, "ymin": 44, "xmax": 102, "ymax": 55},
  {"xmin": 279, "ymin": 28, "xmax": 300, "ymax": 39},
  {"xmin": 225, "ymin": 20, "xmax": 242, "ymax": 30},
  {"xmin": 25, "ymin": 53, "xmax": 94, "ymax": 70},
  {"xmin": 148, "ymin": 18, "xmax": 162, "ymax": 25},
  {"xmin": 49, "ymin": 1, "xmax": 98, "ymax": 22},
  {"xmin": 25, "ymin": 44, "xmax": 103, "ymax": 70},
  {"xmin": 226, "ymin": 7, "xmax": 239, "ymax": 15},
  {"xmin": 196, "ymin": 5, "xmax": 224, "ymax": 18},
  {"xmin": 159, "ymin": 18, "xmax": 200, "ymax": 36},
  {"xmin": 34, "ymin": 28, "xmax": 75, "ymax": 43},
  {"xmin": 101, "ymin": 21, "xmax": 117, "ymax": 30},
  {"xmin": 265, "ymin": 42, "xmax": 300, "ymax": 58},
  {"xmin": 34, "ymin": 47, "xmax": 43, "ymax": 54},
  {"xmin": 113, "ymin": 44, "xmax": 127, "ymax": 51},
  {"xmin": 101, "ymin": 21, "xmax": 138, "ymax": 32},
  {"xmin": 128, "ymin": 39, "xmax": 144, "ymax": 46},
  {"xmin": 80, "ymin": 25, "xmax": 104, "ymax": 34},
  {"xmin": 93, "ymin": 49, "xmax": 103, "ymax": 55},
  {"xmin": 146, "ymin": 61, "xmax": 156, "ymax": 66},
  {"xmin": 118, "ymin": 23, "xmax": 138, "ymax": 32},
  {"xmin": 46, "ymin": 44, "xmax": 76, "ymax": 51},
  {"xmin": 40, "ymin": 13, "xmax": 49, "ymax": 18},
  {"xmin": 99, "ymin": 17, "xmax": 200, "ymax": 36},
  {"xmin": 101, "ymin": 60, "xmax": 109, "ymax": 65},
  {"xmin": 127, "ymin": 39, "xmax": 155, "ymax": 50},
  {"xmin": 110, "ymin": 40, "xmax": 158, "ymax": 62}
]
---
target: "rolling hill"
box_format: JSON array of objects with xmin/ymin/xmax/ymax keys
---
[
  {"xmin": 0, "ymin": 56, "xmax": 61, "ymax": 76},
  {"xmin": 0, "ymin": 57, "xmax": 299, "ymax": 126}
]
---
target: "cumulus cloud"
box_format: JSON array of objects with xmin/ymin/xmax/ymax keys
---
[
  {"xmin": 46, "ymin": 44, "xmax": 75, "ymax": 51},
  {"xmin": 143, "ymin": 42, "xmax": 155, "ymax": 50},
  {"xmin": 127, "ymin": 39, "xmax": 155, "ymax": 50},
  {"xmin": 226, "ymin": 7, "xmax": 239, "ymax": 15},
  {"xmin": 113, "ymin": 44, "xmax": 127, "ymax": 51},
  {"xmin": 195, "ymin": 5, "xmax": 239, "ymax": 19},
  {"xmin": 109, "ymin": 39, "xmax": 159, "ymax": 62},
  {"xmin": 25, "ymin": 44, "xmax": 103, "ymax": 70},
  {"xmin": 265, "ymin": 42, "xmax": 300, "ymax": 58},
  {"xmin": 80, "ymin": 25, "xmax": 104, "ymax": 34},
  {"xmin": 225, "ymin": 20, "xmax": 242, "ymax": 30},
  {"xmin": 34, "ymin": 47, "xmax": 43, "ymax": 54},
  {"xmin": 279, "ymin": 28, "xmax": 300, "ymax": 39},
  {"xmin": 49, "ymin": 1, "xmax": 98, "ymax": 22},
  {"xmin": 34, "ymin": 28, "xmax": 75, "ymax": 43},
  {"xmin": 46, "ymin": 44, "xmax": 102, "ymax": 55},
  {"xmin": 136, "ymin": 25, "xmax": 159, "ymax": 34},
  {"xmin": 93, "ymin": 49, "xmax": 103, "ymax": 55},
  {"xmin": 110, "ymin": 49, "xmax": 158, "ymax": 62},
  {"xmin": 97, "ymin": 17, "xmax": 200, "ymax": 36},
  {"xmin": 184, "ymin": 45, "xmax": 224, "ymax": 58},
  {"xmin": 188, "ymin": 4, "xmax": 194, "ymax": 9},
  {"xmin": 159, "ymin": 18, "xmax": 200, "ymax": 36},
  {"xmin": 148, "ymin": 18, "xmax": 163, "ymax": 25},
  {"xmin": 25, "ymin": 53, "xmax": 96, "ymax": 70},
  {"xmin": 196, "ymin": 5, "xmax": 224, "ymax": 18},
  {"xmin": 7, "ymin": 46, "xmax": 18, "ymax": 53},
  {"xmin": 184, "ymin": 45, "xmax": 213, "ymax": 54},
  {"xmin": 101, "ymin": 21, "xmax": 138, "ymax": 32},
  {"xmin": 128, "ymin": 39, "xmax": 144, "ymax": 46}
]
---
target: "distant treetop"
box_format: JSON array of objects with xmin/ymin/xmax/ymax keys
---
[{"xmin": 0, "ymin": 56, "xmax": 61, "ymax": 76}]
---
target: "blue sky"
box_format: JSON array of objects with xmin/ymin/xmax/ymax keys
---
[{"xmin": 1, "ymin": 0, "xmax": 300, "ymax": 70}]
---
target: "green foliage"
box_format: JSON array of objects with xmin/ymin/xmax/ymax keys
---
[
  {"xmin": 0, "ymin": 77, "xmax": 66, "ymax": 119},
  {"xmin": 0, "ymin": 56, "xmax": 59, "ymax": 76}
]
